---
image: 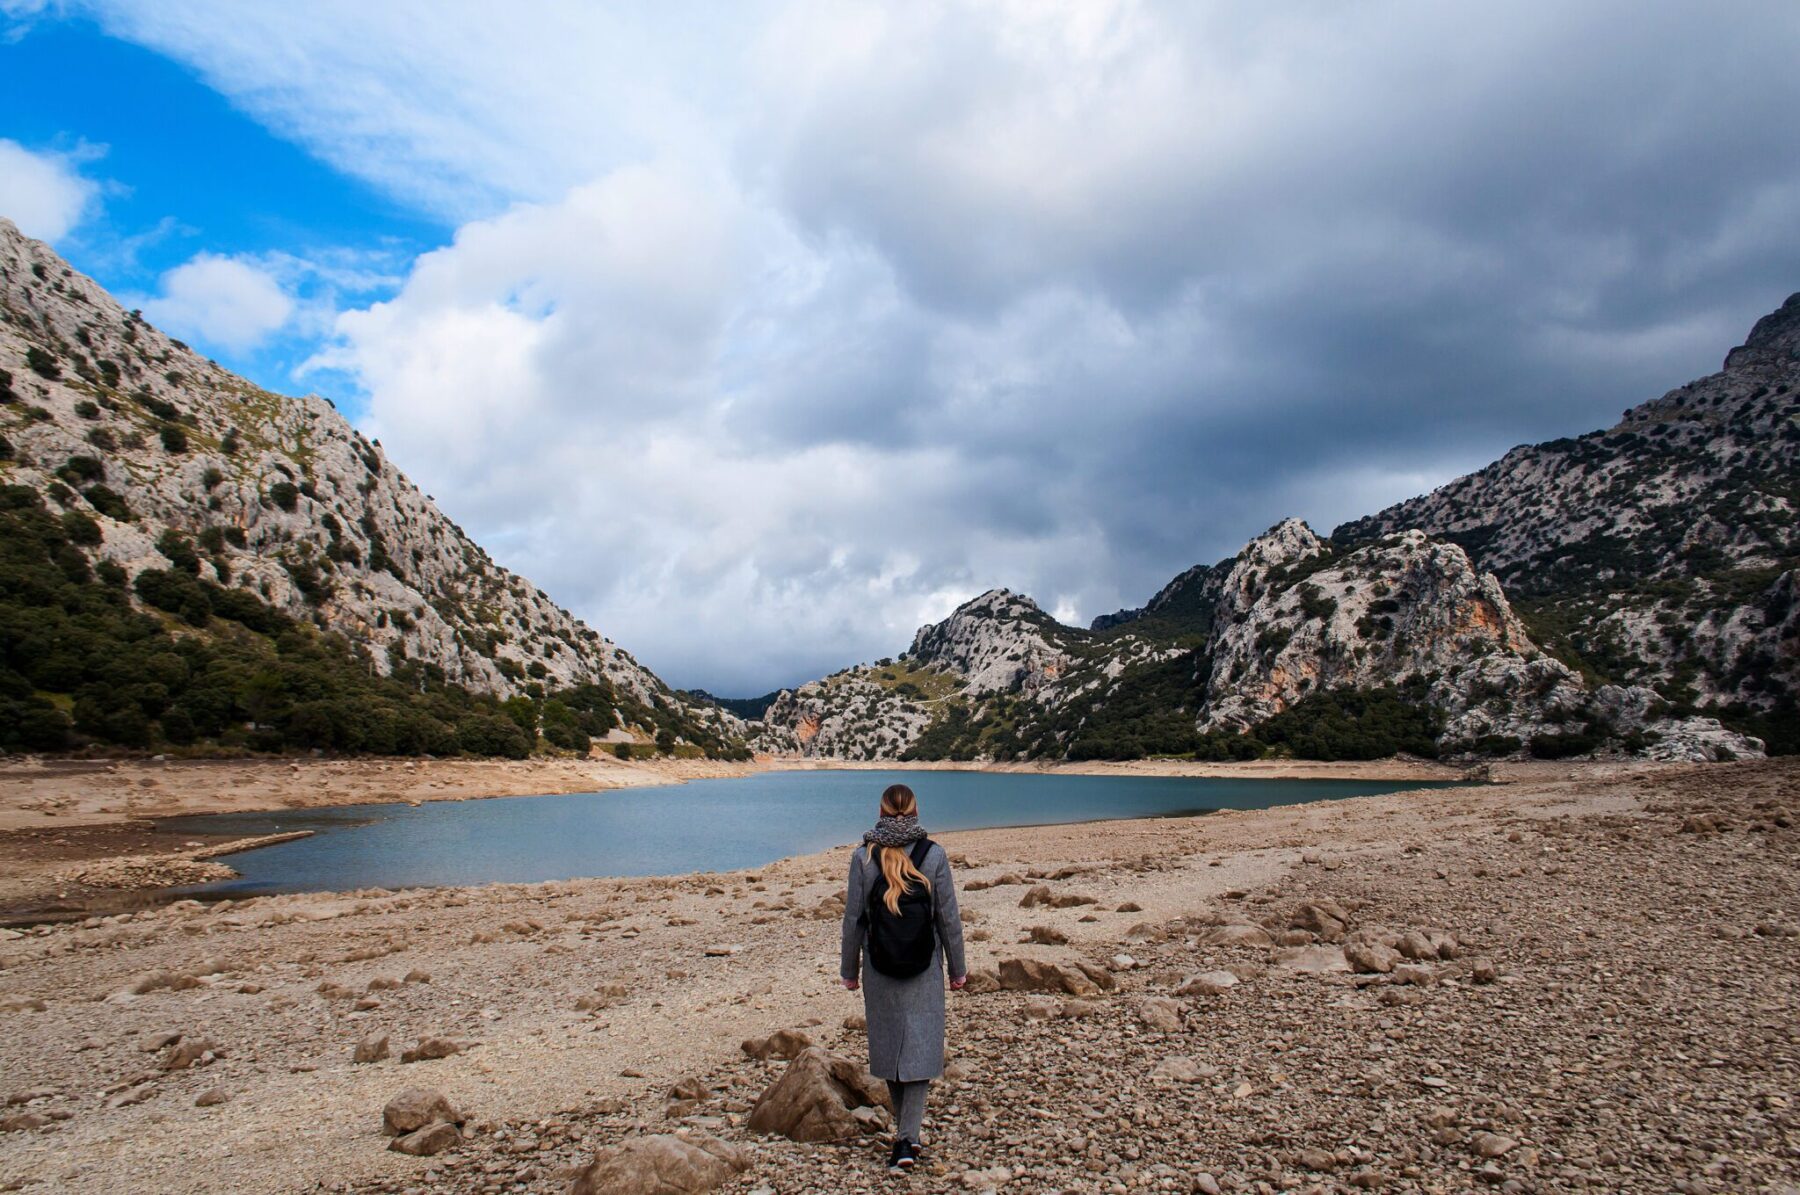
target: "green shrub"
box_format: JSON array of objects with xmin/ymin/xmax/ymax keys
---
[
  {"xmin": 455, "ymin": 713, "xmax": 530, "ymax": 759},
  {"xmin": 57, "ymin": 456, "xmax": 105, "ymax": 484},
  {"xmin": 74, "ymin": 400, "xmax": 100, "ymax": 419},
  {"xmin": 159, "ymin": 424, "xmax": 189, "ymax": 454},
  {"xmin": 267, "ymin": 481, "xmax": 299, "ymax": 512},
  {"xmin": 156, "ymin": 530, "xmax": 201, "ymax": 575},
  {"xmin": 1218, "ymin": 686, "xmax": 1444, "ymax": 761},
  {"xmin": 83, "ymin": 485, "xmax": 132, "ymax": 520},
  {"xmin": 1528, "ymin": 731, "xmax": 1597, "ymax": 760},
  {"xmin": 25, "ymin": 346, "xmax": 60, "ymax": 379},
  {"xmin": 60, "ymin": 511, "xmax": 102, "ymax": 546}
]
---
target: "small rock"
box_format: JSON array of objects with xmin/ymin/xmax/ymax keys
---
[
  {"xmin": 741, "ymin": 1028, "xmax": 816, "ymax": 1061},
  {"xmin": 1471, "ymin": 1131, "xmax": 1518, "ymax": 1158},
  {"xmin": 1150, "ymin": 1055, "xmax": 1215, "ymax": 1084},
  {"xmin": 383, "ymin": 1087, "xmax": 463, "ymax": 1135},
  {"xmin": 353, "ymin": 1034, "xmax": 391, "ymax": 1064},
  {"xmin": 1175, "ymin": 970, "xmax": 1239, "ymax": 997},
  {"xmin": 400, "ymin": 1038, "xmax": 462, "ymax": 1064},
  {"xmin": 669, "ymin": 1076, "xmax": 712, "ymax": 1102},
  {"xmin": 1345, "ymin": 939, "xmax": 1400, "ymax": 975},
  {"xmin": 164, "ymin": 1037, "xmax": 220, "ymax": 1071},
  {"xmin": 194, "ymin": 1088, "xmax": 229, "ymax": 1107},
  {"xmin": 1133, "ymin": 996, "xmax": 1185, "ymax": 1033},
  {"xmin": 389, "ymin": 1121, "xmax": 460, "ymax": 1157}
]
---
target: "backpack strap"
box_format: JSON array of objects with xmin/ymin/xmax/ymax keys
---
[{"xmin": 907, "ymin": 838, "xmax": 933, "ymax": 868}]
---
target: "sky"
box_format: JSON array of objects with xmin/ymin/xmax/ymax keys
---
[{"xmin": 3, "ymin": 2, "xmax": 1799, "ymax": 695}]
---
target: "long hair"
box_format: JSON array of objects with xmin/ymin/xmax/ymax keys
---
[{"xmin": 869, "ymin": 783, "xmax": 927, "ymax": 915}]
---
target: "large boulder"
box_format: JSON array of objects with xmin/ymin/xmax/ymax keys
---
[
  {"xmin": 996, "ymin": 958, "xmax": 1115, "ymax": 997},
  {"xmin": 382, "ymin": 1087, "xmax": 462, "ymax": 1135},
  {"xmin": 570, "ymin": 1132, "xmax": 749, "ymax": 1195},
  {"xmin": 746, "ymin": 1047, "xmax": 888, "ymax": 1142}
]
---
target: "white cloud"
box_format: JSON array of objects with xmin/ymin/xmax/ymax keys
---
[
  {"xmin": 141, "ymin": 253, "xmax": 296, "ymax": 352},
  {"xmin": 46, "ymin": 0, "xmax": 1800, "ymax": 691},
  {"xmin": 0, "ymin": 138, "xmax": 99, "ymax": 241}
]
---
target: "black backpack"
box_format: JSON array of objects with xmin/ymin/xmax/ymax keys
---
[{"xmin": 863, "ymin": 839, "xmax": 938, "ymax": 979}]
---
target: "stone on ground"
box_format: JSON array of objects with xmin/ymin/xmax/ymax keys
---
[
  {"xmin": 745, "ymin": 1046, "xmax": 887, "ymax": 1142},
  {"xmin": 382, "ymin": 1087, "xmax": 462, "ymax": 1136}
]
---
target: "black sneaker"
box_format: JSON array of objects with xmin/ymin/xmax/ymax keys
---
[
  {"xmin": 897, "ymin": 1139, "xmax": 918, "ymax": 1171},
  {"xmin": 886, "ymin": 1138, "xmax": 907, "ymax": 1172}
]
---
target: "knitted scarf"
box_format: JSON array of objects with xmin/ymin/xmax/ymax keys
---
[{"xmin": 862, "ymin": 813, "xmax": 927, "ymax": 849}]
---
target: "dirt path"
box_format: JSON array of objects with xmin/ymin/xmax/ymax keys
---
[{"xmin": 0, "ymin": 759, "xmax": 1793, "ymax": 1193}]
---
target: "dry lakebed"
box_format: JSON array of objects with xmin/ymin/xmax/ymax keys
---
[{"xmin": 0, "ymin": 755, "xmax": 1794, "ymax": 1194}]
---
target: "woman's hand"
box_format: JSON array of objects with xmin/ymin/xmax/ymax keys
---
[
  {"xmin": 949, "ymin": 974, "xmax": 968, "ymax": 991},
  {"xmin": 842, "ymin": 977, "xmax": 859, "ymax": 991}
]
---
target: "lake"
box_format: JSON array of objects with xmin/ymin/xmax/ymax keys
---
[{"xmin": 160, "ymin": 769, "xmax": 1470, "ymax": 897}]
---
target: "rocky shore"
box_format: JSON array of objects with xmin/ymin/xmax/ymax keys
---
[{"xmin": 0, "ymin": 759, "xmax": 1794, "ymax": 1193}]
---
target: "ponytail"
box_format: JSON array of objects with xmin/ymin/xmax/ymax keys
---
[{"xmin": 868, "ymin": 842, "xmax": 928, "ymax": 915}]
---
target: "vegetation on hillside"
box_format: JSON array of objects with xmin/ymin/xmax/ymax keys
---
[
  {"xmin": 1193, "ymin": 684, "xmax": 1444, "ymax": 762},
  {"xmin": 0, "ymin": 485, "xmax": 746, "ymax": 759}
]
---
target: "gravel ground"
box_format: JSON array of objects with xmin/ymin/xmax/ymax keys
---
[{"xmin": 0, "ymin": 760, "xmax": 1794, "ymax": 1194}]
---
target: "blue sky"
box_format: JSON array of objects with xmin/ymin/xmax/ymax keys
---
[
  {"xmin": 0, "ymin": 14, "xmax": 445, "ymax": 412},
  {"xmin": 3, "ymin": 2, "xmax": 1798, "ymax": 694}
]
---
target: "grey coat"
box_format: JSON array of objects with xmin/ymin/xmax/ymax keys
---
[{"xmin": 839, "ymin": 840, "xmax": 967, "ymax": 1082}]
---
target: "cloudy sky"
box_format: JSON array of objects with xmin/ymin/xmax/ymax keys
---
[{"xmin": 4, "ymin": 2, "xmax": 1799, "ymax": 693}]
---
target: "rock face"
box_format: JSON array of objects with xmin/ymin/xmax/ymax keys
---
[
  {"xmin": 745, "ymin": 1047, "xmax": 888, "ymax": 1142},
  {"xmin": 0, "ymin": 219, "xmax": 738, "ymax": 744},
  {"xmin": 1339, "ymin": 297, "xmax": 1800, "ymax": 741},
  {"xmin": 570, "ymin": 1133, "xmax": 749, "ymax": 1195},
  {"xmin": 751, "ymin": 299, "xmax": 1795, "ymax": 763}
]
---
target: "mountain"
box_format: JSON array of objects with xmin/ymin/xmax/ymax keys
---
[
  {"xmin": 753, "ymin": 299, "xmax": 1800, "ymax": 763},
  {"xmin": 1336, "ymin": 296, "xmax": 1800, "ymax": 752},
  {"xmin": 0, "ymin": 218, "xmax": 744, "ymax": 758}
]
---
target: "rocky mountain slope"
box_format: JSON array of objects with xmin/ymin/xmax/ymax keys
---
[
  {"xmin": 0, "ymin": 218, "xmax": 740, "ymax": 755},
  {"xmin": 1336, "ymin": 295, "xmax": 1800, "ymax": 751},
  {"xmin": 754, "ymin": 299, "xmax": 1800, "ymax": 764}
]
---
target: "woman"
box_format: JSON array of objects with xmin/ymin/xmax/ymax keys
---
[{"xmin": 840, "ymin": 783, "xmax": 967, "ymax": 1172}]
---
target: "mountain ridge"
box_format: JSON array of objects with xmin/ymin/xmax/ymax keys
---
[
  {"xmin": 752, "ymin": 298, "xmax": 1798, "ymax": 763},
  {"xmin": 0, "ymin": 218, "xmax": 745, "ymax": 757}
]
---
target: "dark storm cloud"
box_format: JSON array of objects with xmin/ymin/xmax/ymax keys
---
[{"xmin": 92, "ymin": 1, "xmax": 1800, "ymax": 692}]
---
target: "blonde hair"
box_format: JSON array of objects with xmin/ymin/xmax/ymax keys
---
[{"xmin": 867, "ymin": 784, "xmax": 927, "ymax": 915}]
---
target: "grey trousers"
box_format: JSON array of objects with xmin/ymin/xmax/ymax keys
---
[{"xmin": 885, "ymin": 1079, "xmax": 930, "ymax": 1142}]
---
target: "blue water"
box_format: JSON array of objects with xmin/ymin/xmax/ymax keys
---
[{"xmin": 159, "ymin": 769, "xmax": 1470, "ymax": 897}]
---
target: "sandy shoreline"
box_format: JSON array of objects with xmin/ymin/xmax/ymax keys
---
[{"xmin": 0, "ymin": 757, "xmax": 1791, "ymax": 1193}]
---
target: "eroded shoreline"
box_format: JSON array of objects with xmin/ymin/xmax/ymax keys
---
[{"xmin": 0, "ymin": 753, "xmax": 1483, "ymax": 917}]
